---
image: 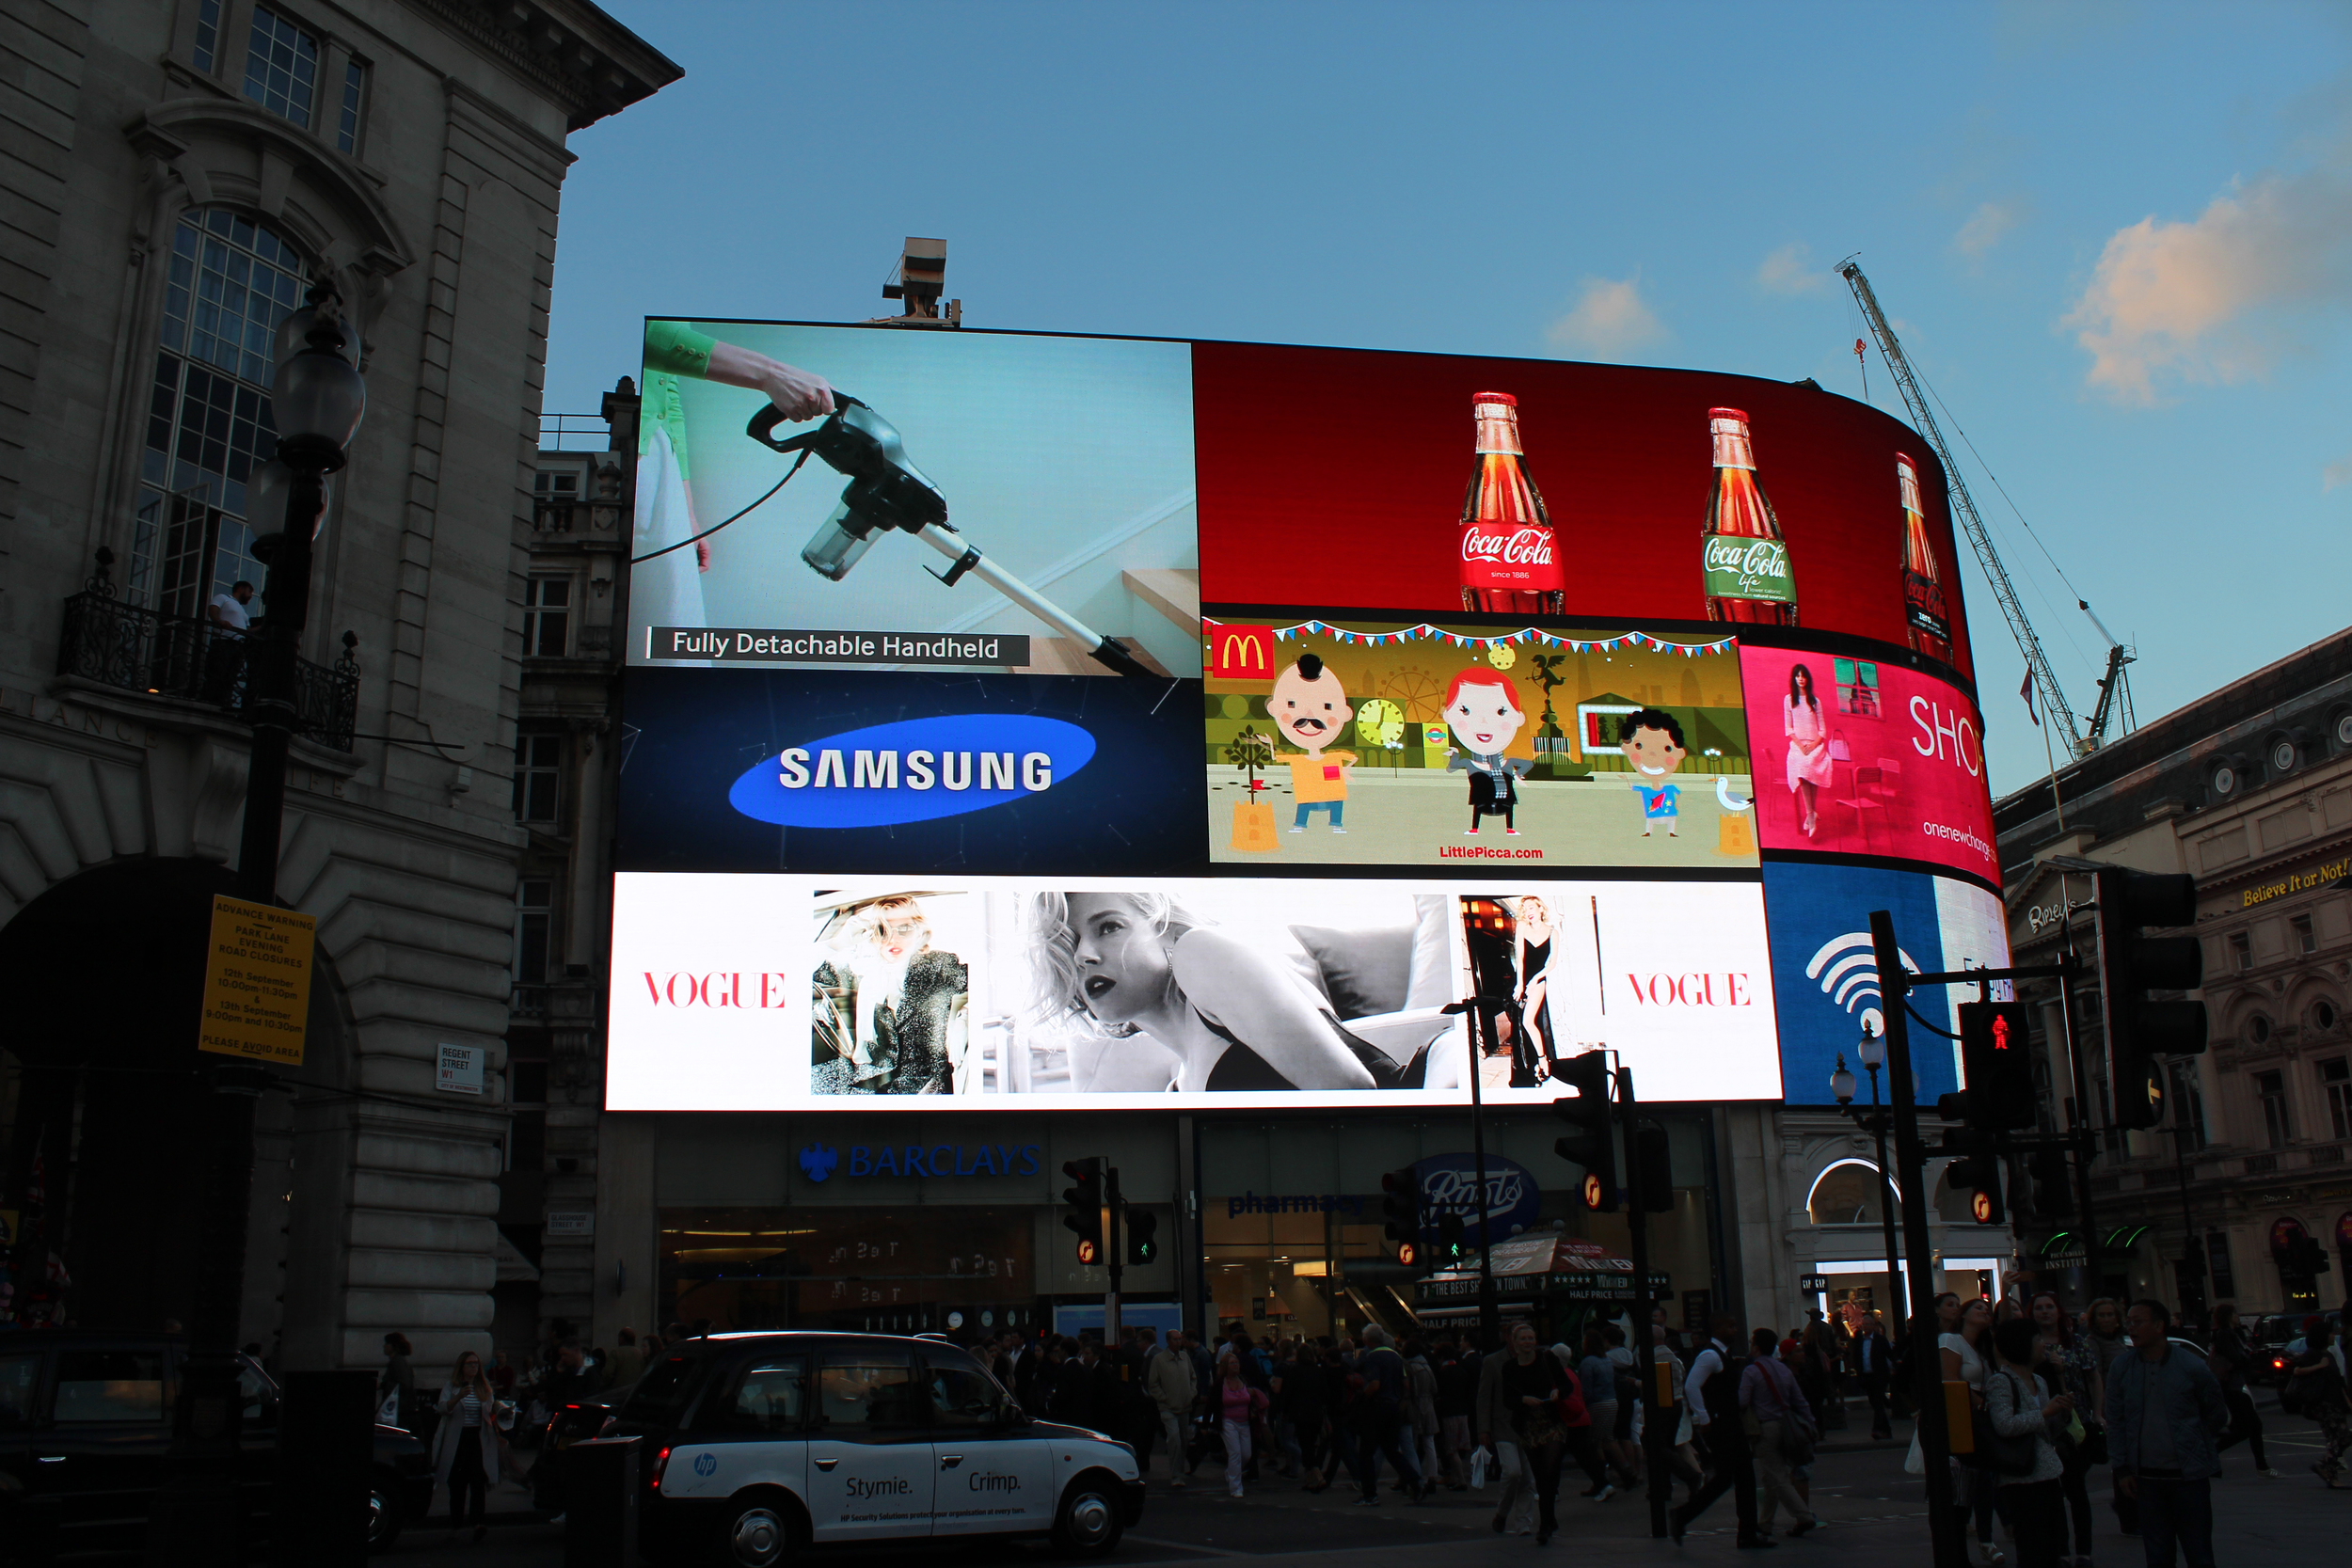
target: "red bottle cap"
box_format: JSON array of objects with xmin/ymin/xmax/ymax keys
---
[
  {"xmin": 1708, "ymin": 406, "xmax": 1749, "ymax": 423},
  {"xmin": 1471, "ymin": 391, "xmax": 1518, "ymax": 407},
  {"xmin": 1895, "ymin": 451, "xmax": 1917, "ymax": 469}
]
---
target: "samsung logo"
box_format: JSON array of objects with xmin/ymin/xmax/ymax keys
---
[{"xmin": 728, "ymin": 714, "xmax": 1096, "ymax": 830}]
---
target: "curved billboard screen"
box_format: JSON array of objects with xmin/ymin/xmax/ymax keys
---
[{"xmin": 610, "ymin": 320, "xmax": 1999, "ymax": 1110}]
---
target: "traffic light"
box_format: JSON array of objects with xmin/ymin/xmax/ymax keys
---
[
  {"xmin": 1435, "ymin": 1209, "xmax": 1468, "ymax": 1267},
  {"xmin": 2283, "ymin": 1234, "xmax": 2333, "ymax": 1279},
  {"xmin": 1959, "ymin": 1002, "xmax": 2038, "ymax": 1130},
  {"xmin": 1943, "ymin": 1133, "xmax": 2006, "ymax": 1227},
  {"xmin": 1125, "ymin": 1206, "xmax": 1159, "ymax": 1267},
  {"xmin": 2094, "ymin": 868, "xmax": 2207, "ymax": 1130},
  {"xmin": 1632, "ymin": 1124, "xmax": 1673, "ymax": 1213},
  {"xmin": 1552, "ymin": 1051, "xmax": 1617, "ymax": 1212},
  {"xmin": 2026, "ymin": 1148, "xmax": 2074, "ymax": 1221},
  {"xmin": 1061, "ymin": 1157, "xmax": 1104, "ymax": 1265},
  {"xmin": 1379, "ymin": 1164, "xmax": 1422, "ymax": 1263}
]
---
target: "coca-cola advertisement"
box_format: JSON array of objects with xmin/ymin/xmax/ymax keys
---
[
  {"xmin": 1203, "ymin": 612, "xmax": 1757, "ymax": 871},
  {"xmin": 1736, "ymin": 641, "xmax": 2000, "ymax": 886},
  {"xmin": 604, "ymin": 872, "xmax": 1781, "ymax": 1111}
]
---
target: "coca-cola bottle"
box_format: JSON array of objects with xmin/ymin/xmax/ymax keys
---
[
  {"xmin": 1458, "ymin": 391, "xmax": 1565, "ymax": 615},
  {"xmin": 1896, "ymin": 451, "xmax": 1952, "ymax": 663},
  {"xmin": 1700, "ymin": 406, "xmax": 1798, "ymax": 626}
]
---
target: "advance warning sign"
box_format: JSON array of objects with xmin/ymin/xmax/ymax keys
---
[{"xmin": 198, "ymin": 895, "xmax": 315, "ymax": 1065}]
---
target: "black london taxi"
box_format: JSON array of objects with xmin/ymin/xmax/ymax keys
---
[
  {"xmin": 0, "ymin": 1329, "xmax": 435, "ymax": 1560},
  {"xmin": 607, "ymin": 1331, "xmax": 1144, "ymax": 1567}
]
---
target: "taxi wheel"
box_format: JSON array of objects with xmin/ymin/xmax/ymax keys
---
[
  {"xmin": 712, "ymin": 1493, "xmax": 792, "ymax": 1568},
  {"xmin": 1051, "ymin": 1474, "xmax": 1123, "ymax": 1558}
]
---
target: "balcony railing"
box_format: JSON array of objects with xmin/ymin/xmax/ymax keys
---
[{"xmin": 58, "ymin": 588, "xmax": 358, "ymax": 752}]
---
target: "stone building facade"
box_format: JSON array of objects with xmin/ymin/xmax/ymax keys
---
[
  {"xmin": 1996, "ymin": 626, "xmax": 2352, "ymax": 1321},
  {"xmin": 0, "ymin": 1, "xmax": 675, "ymax": 1373}
]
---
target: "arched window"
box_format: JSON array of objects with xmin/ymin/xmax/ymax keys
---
[
  {"xmin": 127, "ymin": 209, "xmax": 310, "ymax": 616},
  {"xmin": 1807, "ymin": 1160, "xmax": 1894, "ymax": 1225}
]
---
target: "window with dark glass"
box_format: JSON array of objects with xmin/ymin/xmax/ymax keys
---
[
  {"xmin": 130, "ymin": 210, "xmax": 307, "ymax": 615},
  {"xmin": 193, "ymin": 0, "xmax": 223, "ymax": 73},
  {"xmin": 2324, "ymin": 1057, "xmax": 2351, "ymax": 1141},
  {"xmin": 524, "ymin": 577, "xmax": 572, "ymax": 657},
  {"xmin": 817, "ymin": 1351, "xmax": 921, "ymax": 1432},
  {"xmin": 2205, "ymin": 1232, "xmax": 2234, "ymax": 1298},
  {"xmin": 2230, "ymin": 930, "xmax": 2253, "ymax": 971},
  {"xmin": 54, "ymin": 1350, "xmax": 167, "ymax": 1422},
  {"xmin": 2249, "ymin": 1013, "xmax": 2272, "ymax": 1046},
  {"xmin": 726, "ymin": 1358, "xmax": 809, "ymax": 1433},
  {"xmin": 2169, "ymin": 1060, "xmax": 2207, "ymax": 1152},
  {"xmin": 515, "ymin": 879, "xmax": 554, "ymax": 986},
  {"xmin": 928, "ymin": 1356, "xmax": 1013, "ymax": 1428},
  {"xmin": 2292, "ymin": 913, "xmax": 2317, "ymax": 955},
  {"xmin": 2256, "ymin": 1069, "xmax": 2291, "ymax": 1148},
  {"xmin": 243, "ymin": 5, "xmax": 320, "ymax": 128},
  {"xmin": 336, "ymin": 58, "xmax": 367, "ymax": 154},
  {"xmin": 514, "ymin": 733, "xmax": 562, "ymax": 823}
]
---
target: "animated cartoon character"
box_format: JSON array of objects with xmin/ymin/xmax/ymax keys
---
[
  {"xmin": 1443, "ymin": 669, "xmax": 1534, "ymax": 835},
  {"xmin": 1620, "ymin": 708, "xmax": 1689, "ymax": 837},
  {"xmin": 1269, "ymin": 653, "xmax": 1356, "ymax": 833}
]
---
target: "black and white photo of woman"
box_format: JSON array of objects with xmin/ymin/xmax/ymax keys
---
[
  {"xmin": 1025, "ymin": 891, "xmax": 1438, "ymax": 1093},
  {"xmin": 812, "ymin": 894, "xmax": 969, "ymax": 1095},
  {"xmin": 1515, "ymin": 895, "xmax": 1558, "ymax": 1080}
]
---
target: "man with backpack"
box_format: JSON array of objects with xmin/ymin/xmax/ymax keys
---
[
  {"xmin": 1352, "ymin": 1324, "xmax": 1428, "ymax": 1505},
  {"xmin": 1740, "ymin": 1328, "xmax": 1819, "ymax": 1538},
  {"xmin": 1671, "ymin": 1313, "xmax": 1766, "ymax": 1547}
]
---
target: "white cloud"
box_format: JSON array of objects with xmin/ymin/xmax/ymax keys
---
[
  {"xmin": 1547, "ymin": 275, "xmax": 1665, "ymax": 357},
  {"xmin": 1756, "ymin": 243, "xmax": 1829, "ymax": 295},
  {"xmin": 2061, "ymin": 168, "xmax": 2352, "ymax": 404},
  {"xmin": 1954, "ymin": 200, "xmax": 2023, "ymax": 261}
]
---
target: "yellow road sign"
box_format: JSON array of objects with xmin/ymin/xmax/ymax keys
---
[{"xmin": 198, "ymin": 894, "xmax": 314, "ymax": 1065}]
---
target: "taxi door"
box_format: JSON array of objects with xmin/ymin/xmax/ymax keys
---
[
  {"xmin": 925, "ymin": 1352, "xmax": 1054, "ymax": 1536},
  {"xmin": 0, "ymin": 1344, "xmax": 56, "ymax": 1555},
  {"xmin": 805, "ymin": 1347, "xmax": 933, "ymax": 1542}
]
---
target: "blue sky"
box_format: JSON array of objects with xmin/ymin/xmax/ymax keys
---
[{"xmin": 545, "ymin": 1, "xmax": 2352, "ymax": 799}]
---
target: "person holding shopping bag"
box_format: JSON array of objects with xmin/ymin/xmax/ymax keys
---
[{"xmin": 432, "ymin": 1351, "xmax": 515, "ymax": 1543}]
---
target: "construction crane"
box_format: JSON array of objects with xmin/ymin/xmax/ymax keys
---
[
  {"xmin": 1837, "ymin": 260, "xmax": 2087, "ymax": 754},
  {"xmin": 2078, "ymin": 599, "xmax": 2137, "ymax": 750}
]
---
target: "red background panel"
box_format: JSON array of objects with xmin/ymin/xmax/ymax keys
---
[{"xmin": 1192, "ymin": 341, "xmax": 1976, "ymax": 685}]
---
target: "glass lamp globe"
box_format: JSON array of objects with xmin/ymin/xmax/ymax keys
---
[
  {"xmin": 1830, "ymin": 1053, "xmax": 1856, "ymax": 1107},
  {"xmin": 1858, "ymin": 1021, "xmax": 1884, "ymax": 1071},
  {"xmin": 272, "ymin": 330, "xmax": 366, "ymax": 473}
]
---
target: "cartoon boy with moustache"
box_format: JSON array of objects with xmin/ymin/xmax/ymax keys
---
[
  {"xmin": 1270, "ymin": 653, "xmax": 1356, "ymax": 833},
  {"xmin": 1443, "ymin": 669, "xmax": 1534, "ymax": 835},
  {"xmin": 1620, "ymin": 708, "xmax": 1689, "ymax": 837}
]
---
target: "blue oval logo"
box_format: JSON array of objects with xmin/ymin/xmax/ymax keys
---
[
  {"xmin": 728, "ymin": 714, "xmax": 1096, "ymax": 830},
  {"xmin": 693, "ymin": 1450, "xmax": 718, "ymax": 1478}
]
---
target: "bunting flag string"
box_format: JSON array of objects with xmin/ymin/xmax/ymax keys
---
[{"xmin": 1200, "ymin": 619, "xmax": 1737, "ymax": 657}]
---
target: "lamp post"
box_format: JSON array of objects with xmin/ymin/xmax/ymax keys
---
[
  {"xmin": 1830, "ymin": 1023, "xmax": 1907, "ymax": 1338},
  {"xmin": 150, "ymin": 280, "xmax": 365, "ymax": 1567}
]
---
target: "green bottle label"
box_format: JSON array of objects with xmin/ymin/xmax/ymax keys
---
[{"xmin": 1702, "ymin": 533, "xmax": 1795, "ymax": 604}]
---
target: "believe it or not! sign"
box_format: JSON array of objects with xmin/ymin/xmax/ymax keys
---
[
  {"xmin": 2242, "ymin": 856, "xmax": 2349, "ymax": 909},
  {"xmin": 645, "ymin": 627, "xmax": 1029, "ymax": 668},
  {"xmin": 198, "ymin": 895, "xmax": 315, "ymax": 1065}
]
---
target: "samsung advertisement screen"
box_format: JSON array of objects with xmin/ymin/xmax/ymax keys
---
[{"xmin": 610, "ymin": 319, "xmax": 2007, "ymax": 1111}]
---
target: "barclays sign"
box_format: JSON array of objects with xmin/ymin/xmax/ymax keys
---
[{"xmin": 728, "ymin": 714, "xmax": 1096, "ymax": 831}]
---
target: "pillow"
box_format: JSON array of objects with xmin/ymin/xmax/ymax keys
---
[{"xmin": 1288, "ymin": 925, "xmax": 1414, "ymax": 1020}]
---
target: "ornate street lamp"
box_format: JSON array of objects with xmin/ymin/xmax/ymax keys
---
[{"xmin": 1830, "ymin": 1021, "xmax": 1906, "ymax": 1338}]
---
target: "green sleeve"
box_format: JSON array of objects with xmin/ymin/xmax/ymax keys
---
[{"xmin": 644, "ymin": 320, "xmax": 718, "ymax": 380}]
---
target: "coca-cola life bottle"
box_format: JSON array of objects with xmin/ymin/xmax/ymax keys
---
[
  {"xmin": 1896, "ymin": 451, "xmax": 1952, "ymax": 663},
  {"xmin": 1457, "ymin": 391, "xmax": 1565, "ymax": 615},
  {"xmin": 1700, "ymin": 406, "xmax": 1798, "ymax": 626}
]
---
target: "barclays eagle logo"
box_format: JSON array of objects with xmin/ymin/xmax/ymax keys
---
[{"xmin": 799, "ymin": 1144, "xmax": 840, "ymax": 1183}]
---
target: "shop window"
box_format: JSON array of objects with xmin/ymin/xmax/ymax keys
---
[
  {"xmin": 818, "ymin": 1351, "xmax": 920, "ymax": 1431},
  {"xmin": 335, "ymin": 58, "xmax": 368, "ymax": 154},
  {"xmin": 2255, "ymin": 1070, "xmax": 2291, "ymax": 1148},
  {"xmin": 54, "ymin": 1350, "xmax": 167, "ymax": 1422},
  {"xmin": 514, "ymin": 879, "xmax": 554, "ymax": 987},
  {"xmin": 130, "ymin": 210, "xmax": 307, "ymax": 614},
  {"xmin": 2323, "ymin": 1057, "xmax": 2351, "ymax": 1141},
  {"xmin": 193, "ymin": 0, "xmax": 223, "ymax": 73},
  {"xmin": 724, "ymin": 1357, "xmax": 807, "ymax": 1433},
  {"xmin": 513, "ymin": 733, "xmax": 562, "ymax": 823},
  {"xmin": 524, "ymin": 577, "xmax": 572, "ymax": 657},
  {"xmin": 2230, "ymin": 931, "xmax": 2253, "ymax": 972},
  {"xmin": 2169, "ymin": 1061, "xmax": 2208, "ymax": 1152},
  {"xmin": 243, "ymin": 5, "xmax": 320, "ymax": 129}
]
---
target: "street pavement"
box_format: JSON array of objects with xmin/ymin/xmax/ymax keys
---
[{"xmin": 385, "ymin": 1408, "xmax": 2347, "ymax": 1564}]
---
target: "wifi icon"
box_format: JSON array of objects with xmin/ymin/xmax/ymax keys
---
[{"xmin": 1804, "ymin": 931, "xmax": 1919, "ymax": 1041}]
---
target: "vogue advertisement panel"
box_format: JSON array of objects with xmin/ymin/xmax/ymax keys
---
[
  {"xmin": 1759, "ymin": 861, "xmax": 2011, "ymax": 1105},
  {"xmin": 1739, "ymin": 642, "xmax": 1998, "ymax": 884},
  {"xmin": 605, "ymin": 873, "xmax": 1783, "ymax": 1112}
]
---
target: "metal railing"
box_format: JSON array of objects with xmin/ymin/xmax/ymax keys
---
[
  {"xmin": 538, "ymin": 412, "xmax": 613, "ymax": 451},
  {"xmin": 58, "ymin": 588, "xmax": 359, "ymax": 752}
]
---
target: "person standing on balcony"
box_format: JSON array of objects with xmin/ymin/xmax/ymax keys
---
[{"xmin": 206, "ymin": 579, "xmax": 254, "ymax": 632}]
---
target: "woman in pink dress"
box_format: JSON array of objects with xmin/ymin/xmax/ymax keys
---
[{"xmin": 1783, "ymin": 663, "xmax": 1834, "ymax": 837}]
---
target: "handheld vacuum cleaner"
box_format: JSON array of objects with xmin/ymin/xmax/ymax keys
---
[{"xmin": 747, "ymin": 398, "xmax": 1155, "ymax": 678}]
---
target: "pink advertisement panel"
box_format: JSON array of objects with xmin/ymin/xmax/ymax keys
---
[{"xmin": 1739, "ymin": 643, "xmax": 1998, "ymax": 884}]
